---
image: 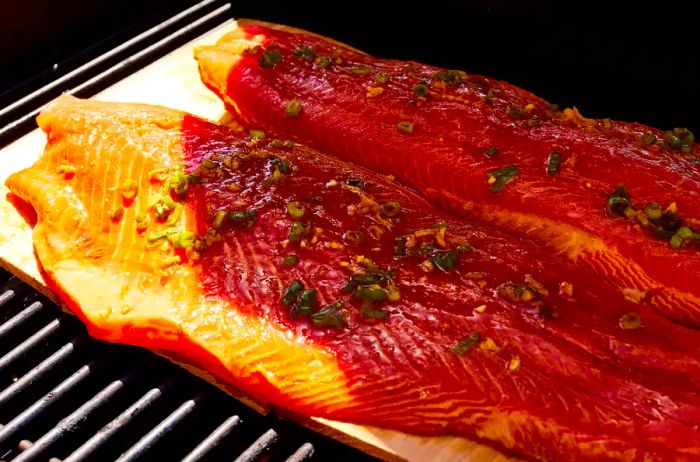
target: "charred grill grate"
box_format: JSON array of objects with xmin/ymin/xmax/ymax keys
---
[{"xmin": 0, "ymin": 268, "xmax": 375, "ymax": 461}]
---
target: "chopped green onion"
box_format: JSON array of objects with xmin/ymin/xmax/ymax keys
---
[
  {"xmin": 434, "ymin": 69, "xmax": 467, "ymax": 86},
  {"xmin": 487, "ymin": 165, "xmax": 519, "ymax": 192},
  {"xmin": 546, "ymin": 151, "xmax": 561, "ymax": 175},
  {"xmin": 311, "ymin": 301, "xmax": 346, "ymax": 328},
  {"xmin": 269, "ymin": 157, "xmax": 291, "ymax": 174},
  {"xmin": 361, "ymin": 304, "xmax": 388, "ymax": 319},
  {"xmin": 315, "ymin": 55, "xmax": 331, "ymax": 68},
  {"xmin": 288, "ymin": 221, "xmax": 308, "ymax": 242},
  {"xmin": 168, "ymin": 170, "xmax": 188, "ymax": 195},
  {"xmin": 281, "ymin": 255, "xmax": 299, "ymax": 266},
  {"xmin": 670, "ymin": 233, "xmax": 684, "ymax": 249},
  {"xmin": 351, "ymin": 66, "xmax": 371, "ymax": 75},
  {"xmin": 431, "ymin": 250, "xmax": 458, "ymax": 271},
  {"xmin": 282, "ymin": 279, "xmax": 304, "ymax": 306},
  {"xmin": 342, "ymin": 273, "xmax": 383, "ymax": 292},
  {"xmin": 259, "ymin": 49, "xmax": 281, "ymax": 68},
  {"xmin": 285, "ymin": 99, "xmax": 302, "ymax": 117},
  {"xmin": 212, "ymin": 210, "xmax": 227, "ymax": 229},
  {"xmin": 295, "ymin": 289, "xmax": 317, "ymax": 317},
  {"xmin": 639, "ymin": 132, "xmax": 657, "ymax": 146},
  {"xmin": 373, "ymin": 72, "xmax": 389, "ymax": 83},
  {"xmin": 342, "ymin": 230, "xmax": 364, "ymax": 246},
  {"xmin": 452, "ymin": 332, "xmax": 481, "ymax": 356},
  {"xmin": 380, "ymin": 200, "xmax": 402, "ymax": 217},
  {"xmin": 294, "ymin": 47, "xmax": 316, "ymax": 60},
  {"xmin": 643, "ymin": 202, "xmax": 662, "ymax": 220},
  {"xmin": 605, "ymin": 184, "xmax": 631, "ymax": 216},
  {"xmin": 397, "ymin": 121, "xmax": 414, "ymax": 133},
  {"xmin": 147, "ymin": 227, "xmax": 179, "ymax": 243},
  {"xmin": 658, "ymin": 211, "xmax": 682, "ymax": 233},
  {"xmin": 287, "ymin": 201, "xmax": 305, "ymax": 219},
  {"xmin": 355, "ymin": 287, "xmax": 387, "ymax": 302},
  {"xmin": 412, "ymin": 81, "xmax": 429, "ymax": 97},
  {"xmin": 623, "ymin": 206, "xmax": 637, "ymax": 219},
  {"xmin": 507, "ymin": 106, "xmax": 525, "ymax": 119},
  {"xmin": 345, "ymin": 178, "xmax": 365, "ymax": 188},
  {"xmin": 484, "ymin": 146, "xmax": 498, "ymax": 158},
  {"xmin": 170, "ymin": 230, "xmax": 196, "ymax": 249},
  {"xmin": 394, "ymin": 236, "xmax": 408, "ymax": 259},
  {"xmin": 619, "ymin": 312, "xmax": 641, "ymax": 330},
  {"xmin": 201, "ymin": 159, "xmax": 217, "ymax": 169},
  {"xmin": 249, "ymin": 129, "xmax": 266, "ymax": 139},
  {"xmin": 186, "ymin": 174, "xmax": 202, "ymax": 184},
  {"xmin": 678, "ymin": 227, "xmax": 694, "ymax": 239},
  {"xmin": 228, "ymin": 210, "xmax": 257, "ymax": 228}
]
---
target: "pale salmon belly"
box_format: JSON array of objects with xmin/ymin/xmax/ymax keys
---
[
  {"xmin": 194, "ymin": 20, "xmax": 700, "ymax": 328},
  {"xmin": 6, "ymin": 95, "xmax": 700, "ymax": 461}
]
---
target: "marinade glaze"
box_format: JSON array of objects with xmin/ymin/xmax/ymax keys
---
[
  {"xmin": 195, "ymin": 21, "xmax": 700, "ymax": 327},
  {"xmin": 181, "ymin": 114, "xmax": 700, "ymax": 462}
]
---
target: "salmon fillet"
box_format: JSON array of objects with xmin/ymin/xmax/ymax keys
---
[
  {"xmin": 6, "ymin": 95, "xmax": 700, "ymax": 461},
  {"xmin": 194, "ymin": 20, "xmax": 700, "ymax": 327}
]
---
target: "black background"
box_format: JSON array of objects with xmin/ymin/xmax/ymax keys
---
[{"xmin": 2, "ymin": 0, "xmax": 698, "ymax": 133}]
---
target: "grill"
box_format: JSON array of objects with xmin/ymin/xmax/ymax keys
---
[
  {"xmin": 0, "ymin": 2, "xmax": 377, "ymax": 460},
  {"xmin": 0, "ymin": 268, "xmax": 373, "ymax": 461}
]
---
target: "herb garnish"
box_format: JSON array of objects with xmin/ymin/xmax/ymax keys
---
[
  {"xmin": 259, "ymin": 49, "xmax": 281, "ymax": 68},
  {"xmin": 487, "ymin": 166, "xmax": 519, "ymax": 192},
  {"xmin": 547, "ymin": 151, "xmax": 561, "ymax": 175},
  {"xmin": 311, "ymin": 301, "xmax": 346, "ymax": 328},
  {"xmin": 285, "ymin": 100, "xmax": 302, "ymax": 117},
  {"xmin": 452, "ymin": 332, "xmax": 481, "ymax": 356}
]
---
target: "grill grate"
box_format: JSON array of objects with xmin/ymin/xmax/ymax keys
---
[{"xmin": 0, "ymin": 268, "xmax": 376, "ymax": 461}]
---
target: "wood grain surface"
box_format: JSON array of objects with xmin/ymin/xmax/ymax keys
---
[{"xmin": 0, "ymin": 20, "xmax": 516, "ymax": 462}]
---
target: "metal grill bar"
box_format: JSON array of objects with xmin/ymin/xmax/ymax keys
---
[
  {"xmin": 115, "ymin": 395, "xmax": 203, "ymax": 462},
  {"xmin": 62, "ymin": 381, "xmax": 171, "ymax": 462},
  {"xmin": 0, "ymin": 302, "xmax": 44, "ymax": 341},
  {"xmin": 181, "ymin": 415, "xmax": 241, "ymax": 462},
  {"xmin": 0, "ymin": 363, "xmax": 94, "ymax": 447},
  {"xmin": 233, "ymin": 428, "xmax": 279, "ymax": 462},
  {"xmin": 0, "ymin": 338, "xmax": 84, "ymax": 407},
  {"xmin": 0, "ymin": 319, "xmax": 62, "ymax": 372},
  {"xmin": 286, "ymin": 443, "xmax": 315, "ymax": 462}
]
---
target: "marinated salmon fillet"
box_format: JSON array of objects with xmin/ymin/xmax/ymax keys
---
[
  {"xmin": 194, "ymin": 20, "xmax": 700, "ymax": 327},
  {"xmin": 7, "ymin": 95, "xmax": 700, "ymax": 461}
]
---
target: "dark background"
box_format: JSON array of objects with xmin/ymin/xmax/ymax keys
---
[{"xmin": 1, "ymin": 0, "xmax": 698, "ymax": 133}]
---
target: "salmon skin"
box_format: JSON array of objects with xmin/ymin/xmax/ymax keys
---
[
  {"xmin": 195, "ymin": 20, "xmax": 700, "ymax": 328},
  {"xmin": 7, "ymin": 95, "xmax": 700, "ymax": 461}
]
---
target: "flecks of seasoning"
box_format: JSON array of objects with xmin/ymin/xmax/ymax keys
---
[
  {"xmin": 619, "ymin": 312, "xmax": 642, "ymax": 330},
  {"xmin": 508, "ymin": 355, "xmax": 521, "ymax": 371},
  {"xmin": 452, "ymin": 332, "xmax": 481, "ymax": 356},
  {"xmin": 524, "ymin": 103, "xmax": 535, "ymax": 114},
  {"xmin": 484, "ymin": 146, "xmax": 498, "ymax": 158},
  {"xmin": 482, "ymin": 89, "xmax": 494, "ymax": 105},
  {"xmin": 474, "ymin": 304, "xmax": 487, "ymax": 314},
  {"xmin": 366, "ymin": 86, "xmax": 384, "ymax": 97},
  {"xmin": 559, "ymin": 281, "xmax": 574, "ymax": 297},
  {"xmin": 249, "ymin": 129, "xmax": 265, "ymax": 139},
  {"xmin": 397, "ymin": 121, "xmax": 414, "ymax": 133},
  {"xmin": 258, "ymin": 49, "xmax": 281, "ymax": 68},
  {"xmin": 285, "ymin": 100, "xmax": 302, "ymax": 117},
  {"xmin": 479, "ymin": 337, "xmax": 500, "ymax": 352},
  {"xmin": 281, "ymin": 255, "xmax": 299, "ymax": 266},
  {"xmin": 546, "ymin": 151, "xmax": 561, "ymax": 175}
]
